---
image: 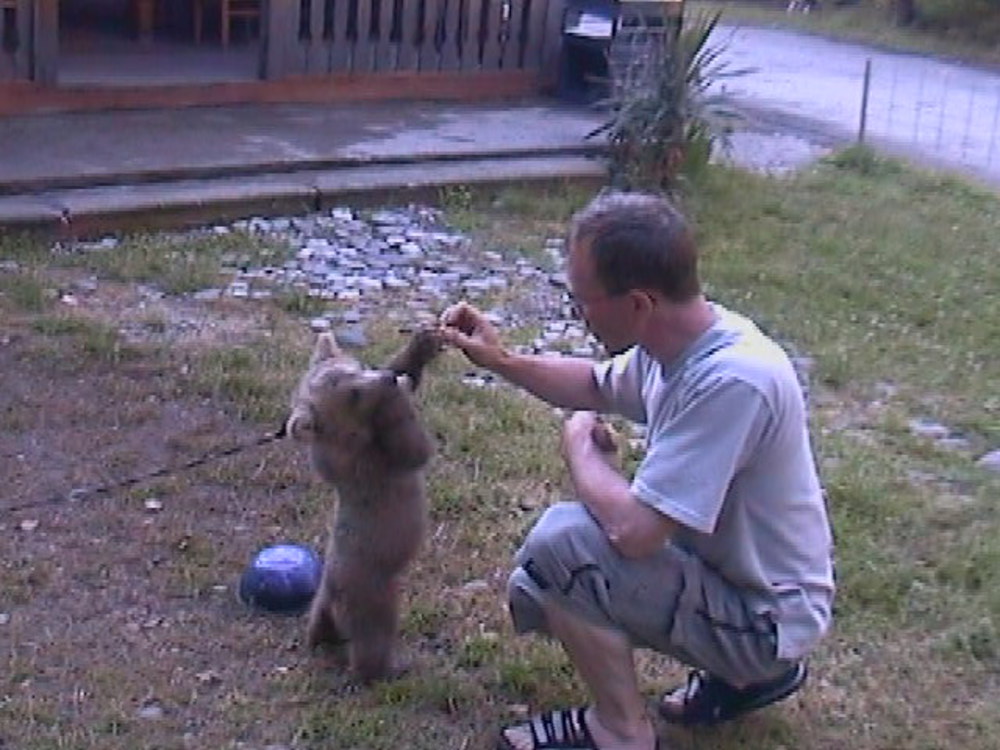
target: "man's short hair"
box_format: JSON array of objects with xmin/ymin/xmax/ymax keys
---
[{"xmin": 569, "ymin": 191, "xmax": 701, "ymax": 303}]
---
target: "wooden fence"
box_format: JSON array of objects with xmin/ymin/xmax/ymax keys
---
[
  {"xmin": 0, "ymin": 0, "xmax": 569, "ymax": 89},
  {"xmin": 265, "ymin": 0, "xmax": 566, "ymax": 80}
]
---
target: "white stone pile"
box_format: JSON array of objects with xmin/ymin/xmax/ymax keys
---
[{"xmin": 204, "ymin": 204, "xmax": 601, "ymax": 360}]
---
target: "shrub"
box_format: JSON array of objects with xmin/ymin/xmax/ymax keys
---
[{"xmin": 589, "ymin": 10, "xmax": 746, "ymax": 194}]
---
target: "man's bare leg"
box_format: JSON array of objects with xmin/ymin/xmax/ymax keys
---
[{"xmin": 501, "ymin": 598, "xmax": 658, "ymax": 750}]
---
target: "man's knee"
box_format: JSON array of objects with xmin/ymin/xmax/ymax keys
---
[
  {"xmin": 515, "ymin": 501, "xmax": 605, "ymax": 581},
  {"xmin": 508, "ymin": 502, "xmax": 621, "ymax": 625},
  {"xmin": 507, "ymin": 565, "xmax": 549, "ymax": 634}
]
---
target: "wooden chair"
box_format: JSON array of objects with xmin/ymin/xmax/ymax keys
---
[{"xmin": 193, "ymin": 0, "xmax": 260, "ymax": 47}]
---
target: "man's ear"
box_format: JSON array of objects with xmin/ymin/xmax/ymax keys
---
[
  {"xmin": 310, "ymin": 333, "xmax": 343, "ymax": 365},
  {"xmin": 628, "ymin": 289, "xmax": 657, "ymax": 316}
]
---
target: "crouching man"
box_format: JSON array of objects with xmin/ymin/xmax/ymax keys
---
[{"xmin": 440, "ymin": 191, "xmax": 834, "ymax": 750}]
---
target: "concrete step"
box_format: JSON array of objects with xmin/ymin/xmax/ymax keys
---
[
  {"xmin": 0, "ymin": 143, "xmax": 605, "ymax": 196},
  {"xmin": 0, "ymin": 153, "xmax": 607, "ymax": 236}
]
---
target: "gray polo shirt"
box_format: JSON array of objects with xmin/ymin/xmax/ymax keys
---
[{"xmin": 593, "ymin": 303, "xmax": 834, "ymax": 660}]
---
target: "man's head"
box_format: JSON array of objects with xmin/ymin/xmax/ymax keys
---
[{"xmin": 566, "ymin": 191, "xmax": 702, "ymax": 354}]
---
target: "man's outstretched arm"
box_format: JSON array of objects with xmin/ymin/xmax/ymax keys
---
[{"xmin": 440, "ymin": 300, "xmax": 609, "ymax": 412}]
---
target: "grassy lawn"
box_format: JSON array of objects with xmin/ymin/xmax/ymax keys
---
[
  {"xmin": 1, "ymin": 151, "xmax": 998, "ymax": 749},
  {"xmin": 693, "ymin": 0, "xmax": 1000, "ymax": 69}
]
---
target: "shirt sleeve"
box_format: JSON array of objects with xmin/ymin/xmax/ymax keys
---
[
  {"xmin": 631, "ymin": 377, "xmax": 771, "ymax": 534},
  {"xmin": 592, "ymin": 347, "xmax": 647, "ymax": 424}
]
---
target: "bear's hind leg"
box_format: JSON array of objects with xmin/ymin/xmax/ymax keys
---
[
  {"xmin": 342, "ymin": 575, "xmax": 402, "ymax": 684},
  {"xmin": 306, "ymin": 561, "xmax": 346, "ymax": 649}
]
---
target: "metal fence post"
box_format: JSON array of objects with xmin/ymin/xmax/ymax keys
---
[{"xmin": 858, "ymin": 57, "xmax": 871, "ymax": 144}]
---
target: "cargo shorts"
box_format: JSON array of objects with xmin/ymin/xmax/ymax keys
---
[{"xmin": 508, "ymin": 501, "xmax": 794, "ymax": 687}]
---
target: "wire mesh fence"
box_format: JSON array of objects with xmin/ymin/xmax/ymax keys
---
[{"xmin": 858, "ymin": 55, "xmax": 1000, "ymax": 177}]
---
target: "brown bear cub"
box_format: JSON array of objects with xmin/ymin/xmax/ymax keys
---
[{"xmin": 286, "ymin": 327, "xmax": 441, "ymax": 685}]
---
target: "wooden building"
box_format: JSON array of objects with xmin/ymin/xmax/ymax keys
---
[{"xmin": 0, "ymin": 0, "xmax": 677, "ymax": 114}]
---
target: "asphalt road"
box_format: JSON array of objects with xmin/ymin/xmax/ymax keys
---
[{"xmin": 714, "ymin": 24, "xmax": 1000, "ymax": 186}]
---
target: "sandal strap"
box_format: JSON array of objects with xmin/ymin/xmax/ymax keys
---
[
  {"xmin": 661, "ymin": 663, "xmax": 807, "ymax": 726},
  {"xmin": 681, "ymin": 670, "xmax": 734, "ymax": 723},
  {"xmin": 516, "ymin": 707, "xmax": 597, "ymax": 749}
]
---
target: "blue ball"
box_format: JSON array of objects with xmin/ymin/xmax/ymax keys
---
[{"xmin": 238, "ymin": 543, "xmax": 322, "ymax": 615}]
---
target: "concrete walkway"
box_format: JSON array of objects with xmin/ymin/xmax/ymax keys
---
[{"xmin": 0, "ymin": 98, "xmax": 608, "ymax": 232}]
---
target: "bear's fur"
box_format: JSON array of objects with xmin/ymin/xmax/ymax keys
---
[{"xmin": 286, "ymin": 328, "xmax": 441, "ymax": 684}]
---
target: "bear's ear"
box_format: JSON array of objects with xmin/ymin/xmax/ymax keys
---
[
  {"xmin": 310, "ymin": 333, "xmax": 344, "ymax": 365},
  {"xmin": 286, "ymin": 406, "xmax": 317, "ymax": 441}
]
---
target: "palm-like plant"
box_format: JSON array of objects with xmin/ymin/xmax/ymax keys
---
[{"xmin": 589, "ymin": 10, "xmax": 747, "ymax": 193}]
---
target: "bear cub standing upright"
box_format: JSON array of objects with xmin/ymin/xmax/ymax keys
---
[{"xmin": 286, "ymin": 327, "xmax": 441, "ymax": 684}]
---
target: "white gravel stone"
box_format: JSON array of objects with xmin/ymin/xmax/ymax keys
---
[
  {"xmin": 976, "ymin": 450, "xmax": 1000, "ymax": 473},
  {"xmin": 909, "ymin": 418, "xmax": 950, "ymax": 440}
]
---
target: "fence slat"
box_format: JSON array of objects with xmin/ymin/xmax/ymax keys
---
[
  {"xmin": 389, "ymin": 0, "xmax": 405, "ymax": 70},
  {"xmin": 500, "ymin": 0, "xmax": 516, "ymax": 69},
  {"xmin": 437, "ymin": 0, "xmax": 463, "ymax": 70},
  {"xmin": 0, "ymin": 4, "xmax": 14, "ymax": 81},
  {"xmin": 522, "ymin": 0, "xmax": 547, "ymax": 71},
  {"xmin": 461, "ymin": 0, "xmax": 484, "ymax": 70},
  {"xmin": 352, "ymin": 0, "xmax": 373, "ymax": 71},
  {"xmin": 421, "ymin": 0, "xmax": 443, "ymax": 71},
  {"xmin": 395, "ymin": 0, "xmax": 421, "ymax": 70},
  {"xmin": 511, "ymin": 0, "xmax": 530, "ymax": 69},
  {"xmin": 369, "ymin": 0, "xmax": 390, "ymax": 72},
  {"xmin": 264, "ymin": 0, "xmax": 299, "ymax": 78},
  {"xmin": 15, "ymin": 0, "xmax": 30, "ymax": 77},
  {"xmin": 325, "ymin": 0, "xmax": 351, "ymax": 71},
  {"xmin": 480, "ymin": 0, "xmax": 503, "ymax": 70},
  {"xmin": 306, "ymin": 0, "xmax": 329, "ymax": 73},
  {"xmin": 539, "ymin": 0, "xmax": 564, "ymax": 84},
  {"xmin": 32, "ymin": 0, "xmax": 58, "ymax": 84}
]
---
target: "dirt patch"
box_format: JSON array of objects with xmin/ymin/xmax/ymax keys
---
[
  {"xmin": 0, "ymin": 268, "xmax": 335, "ymax": 748},
  {"xmin": 0, "ymin": 260, "xmax": 567, "ymax": 750}
]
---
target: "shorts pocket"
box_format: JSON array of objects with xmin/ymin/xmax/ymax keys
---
[{"xmin": 667, "ymin": 564, "xmax": 780, "ymax": 685}]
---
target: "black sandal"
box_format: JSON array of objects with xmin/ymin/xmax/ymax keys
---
[
  {"xmin": 497, "ymin": 706, "xmax": 659, "ymax": 750},
  {"xmin": 658, "ymin": 661, "xmax": 807, "ymax": 727}
]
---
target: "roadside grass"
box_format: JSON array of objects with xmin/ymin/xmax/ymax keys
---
[
  {"xmin": 1, "ymin": 155, "xmax": 998, "ymax": 749},
  {"xmin": 692, "ymin": 0, "xmax": 1000, "ymax": 69}
]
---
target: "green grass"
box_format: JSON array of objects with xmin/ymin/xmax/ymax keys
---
[
  {"xmin": 181, "ymin": 324, "xmax": 310, "ymax": 425},
  {"xmin": 681, "ymin": 159, "xmax": 1000, "ymax": 715},
  {"xmin": 0, "ymin": 269, "xmax": 51, "ymax": 313},
  {"xmin": 58, "ymin": 230, "xmax": 290, "ymax": 295},
  {"xmin": 30, "ymin": 314, "xmax": 143, "ymax": 366},
  {"xmin": 690, "ymin": 149, "xmax": 999, "ymax": 442},
  {"xmin": 1, "ymin": 156, "xmax": 998, "ymax": 749}
]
